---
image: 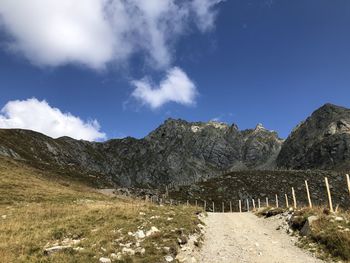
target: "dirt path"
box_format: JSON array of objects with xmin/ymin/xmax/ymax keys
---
[{"xmin": 197, "ymin": 213, "xmax": 324, "ymax": 263}]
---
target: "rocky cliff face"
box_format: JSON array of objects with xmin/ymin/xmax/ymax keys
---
[
  {"xmin": 0, "ymin": 119, "xmax": 282, "ymax": 188},
  {"xmin": 277, "ymin": 103, "xmax": 350, "ymax": 170}
]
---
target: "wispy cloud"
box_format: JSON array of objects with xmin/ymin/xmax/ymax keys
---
[
  {"xmin": 0, "ymin": 98, "xmax": 106, "ymax": 141},
  {"xmin": 0, "ymin": 0, "xmax": 224, "ymax": 70}
]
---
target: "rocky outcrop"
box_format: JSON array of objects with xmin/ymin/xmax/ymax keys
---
[
  {"xmin": 0, "ymin": 119, "xmax": 282, "ymax": 188},
  {"xmin": 277, "ymin": 103, "xmax": 350, "ymax": 170}
]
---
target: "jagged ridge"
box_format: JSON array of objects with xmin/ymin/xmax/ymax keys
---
[{"xmin": 0, "ymin": 119, "xmax": 282, "ymax": 188}]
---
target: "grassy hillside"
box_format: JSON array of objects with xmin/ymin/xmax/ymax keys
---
[
  {"xmin": 169, "ymin": 170, "xmax": 350, "ymax": 211},
  {"xmin": 0, "ymin": 157, "xmax": 201, "ymax": 262}
]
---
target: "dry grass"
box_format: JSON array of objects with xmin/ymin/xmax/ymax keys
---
[
  {"xmin": 0, "ymin": 157, "xmax": 201, "ymax": 262},
  {"xmin": 285, "ymin": 207, "xmax": 350, "ymax": 262},
  {"xmin": 299, "ymin": 208, "xmax": 350, "ymax": 261},
  {"xmin": 256, "ymin": 205, "xmax": 350, "ymax": 261},
  {"xmin": 255, "ymin": 207, "xmax": 287, "ymax": 218}
]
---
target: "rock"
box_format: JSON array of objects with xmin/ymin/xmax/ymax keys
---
[
  {"xmin": 122, "ymin": 247, "xmax": 135, "ymax": 256},
  {"xmin": 178, "ymin": 235, "xmax": 188, "ymax": 245},
  {"xmin": 44, "ymin": 246, "xmax": 71, "ymax": 255},
  {"xmin": 135, "ymin": 230, "xmax": 145, "ymax": 239},
  {"xmin": 135, "ymin": 247, "xmax": 145, "ymax": 255},
  {"xmin": 110, "ymin": 252, "xmax": 122, "ymax": 260},
  {"xmin": 163, "ymin": 246, "xmax": 171, "ymax": 252},
  {"xmin": 146, "ymin": 226, "xmax": 160, "ymax": 237},
  {"xmin": 300, "ymin": 216, "xmax": 319, "ymax": 236},
  {"xmin": 73, "ymin": 247, "xmax": 85, "ymax": 252},
  {"xmin": 99, "ymin": 257, "xmax": 111, "ymax": 263},
  {"xmin": 287, "ymin": 229, "xmax": 294, "ymax": 235},
  {"xmin": 1, "ymin": 215, "xmax": 7, "ymax": 219},
  {"xmin": 119, "ymin": 242, "xmax": 132, "ymax": 248},
  {"xmin": 265, "ymin": 208, "xmax": 285, "ymax": 218},
  {"xmin": 289, "ymin": 215, "xmax": 306, "ymax": 230},
  {"xmin": 197, "ymin": 223, "xmax": 205, "ymax": 230},
  {"xmin": 335, "ymin": 216, "xmax": 344, "ymax": 222},
  {"xmin": 165, "ymin": 255, "xmax": 174, "ymax": 262}
]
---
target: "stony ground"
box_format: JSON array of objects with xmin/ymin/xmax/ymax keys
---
[{"xmin": 197, "ymin": 213, "xmax": 325, "ymax": 263}]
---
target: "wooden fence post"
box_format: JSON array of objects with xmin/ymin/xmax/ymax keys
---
[
  {"xmin": 239, "ymin": 200, "xmax": 242, "ymax": 213},
  {"xmin": 212, "ymin": 202, "xmax": 215, "ymax": 212},
  {"xmin": 258, "ymin": 198, "xmax": 261, "ymax": 209},
  {"xmin": 246, "ymin": 199, "xmax": 250, "ymax": 212},
  {"xmin": 292, "ymin": 187, "xmax": 297, "ymax": 209},
  {"xmin": 275, "ymin": 194, "xmax": 279, "ymax": 208},
  {"xmin": 346, "ymin": 174, "xmax": 350, "ymax": 196},
  {"xmin": 230, "ymin": 201, "xmax": 232, "ymax": 213},
  {"xmin": 252, "ymin": 199, "xmax": 256, "ymax": 211},
  {"xmin": 195, "ymin": 200, "xmax": 198, "ymax": 207},
  {"xmin": 285, "ymin": 194, "xmax": 289, "ymax": 208},
  {"xmin": 305, "ymin": 180, "xmax": 313, "ymax": 208},
  {"xmin": 266, "ymin": 197, "xmax": 269, "ymax": 207},
  {"xmin": 222, "ymin": 202, "xmax": 225, "ymax": 213},
  {"xmin": 325, "ymin": 177, "xmax": 334, "ymax": 213},
  {"xmin": 204, "ymin": 200, "xmax": 207, "ymax": 211},
  {"xmin": 187, "ymin": 200, "xmax": 189, "ymax": 206}
]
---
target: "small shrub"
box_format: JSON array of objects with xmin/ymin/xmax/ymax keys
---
[{"xmin": 51, "ymin": 227, "xmax": 67, "ymax": 239}]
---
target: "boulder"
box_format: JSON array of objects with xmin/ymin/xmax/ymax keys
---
[
  {"xmin": 99, "ymin": 257, "xmax": 111, "ymax": 263},
  {"xmin": 146, "ymin": 226, "xmax": 160, "ymax": 237},
  {"xmin": 44, "ymin": 245, "xmax": 71, "ymax": 255},
  {"xmin": 135, "ymin": 230, "xmax": 145, "ymax": 239},
  {"xmin": 300, "ymin": 216, "xmax": 319, "ymax": 236}
]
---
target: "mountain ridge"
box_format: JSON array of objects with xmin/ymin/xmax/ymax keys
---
[
  {"xmin": 1, "ymin": 103, "xmax": 350, "ymax": 188},
  {"xmin": 0, "ymin": 118, "xmax": 283, "ymax": 188}
]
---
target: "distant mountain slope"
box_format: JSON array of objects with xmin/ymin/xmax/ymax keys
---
[
  {"xmin": 169, "ymin": 170, "xmax": 350, "ymax": 210},
  {"xmin": 277, "ymin": 103, "xmax": 350, "ymax": 170},
  {"xmin": 0, "ymin": 119, "xmax": 282, "ymax": 188}
]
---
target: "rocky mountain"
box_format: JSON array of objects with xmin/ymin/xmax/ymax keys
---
[
  {"xmin": 277, "ymin": 103, "xmax": 350, "ymax": 170},
  {"xmin": 0, "ymin": 119, "xmax": 282, "ymax": 188},
  {"xmin": 2, "ymin": 103, "xmax": 349, "ymax": 189}
]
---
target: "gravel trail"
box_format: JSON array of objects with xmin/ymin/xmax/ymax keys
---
[{"xmin": 197, "ymin": 213, "xmax": 324, "ymax": 263}]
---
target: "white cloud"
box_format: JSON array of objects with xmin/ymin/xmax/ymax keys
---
[
  {"xmin": 0, "ymin": 0, "xmax": 224, "ymax": 70},
  {"xmin": 192, "ymin": 0, "xmax": 223, "ymax": 32},
  {"xmin": 131, "ymin": 67, "xmax": 197, "ymax": 109},
  {"xmin": 0, "ymin": 98, "xmax": 106, "ymax": 141}
]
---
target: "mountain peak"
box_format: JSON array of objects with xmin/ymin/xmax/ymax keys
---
[
  {"xmin": 255, "ymin": 123, "xmax": 265, "ymax": 131},
  {"xmin": 313, "ymin": 103, "xmax": 348, "ymax": 115}
]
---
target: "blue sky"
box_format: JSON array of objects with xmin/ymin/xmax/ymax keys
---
[{"xmin": 0, "ymin": 0, "xmax": 350, "ymax": 140}]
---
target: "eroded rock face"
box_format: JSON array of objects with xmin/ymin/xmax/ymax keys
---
[
  {"xmin": 0, "ymin": 119, "xmax": 282, "ymax": 188},
  {"xmin": 277, "ymin": 103, "xmax": 350, "ymax": 170}
]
